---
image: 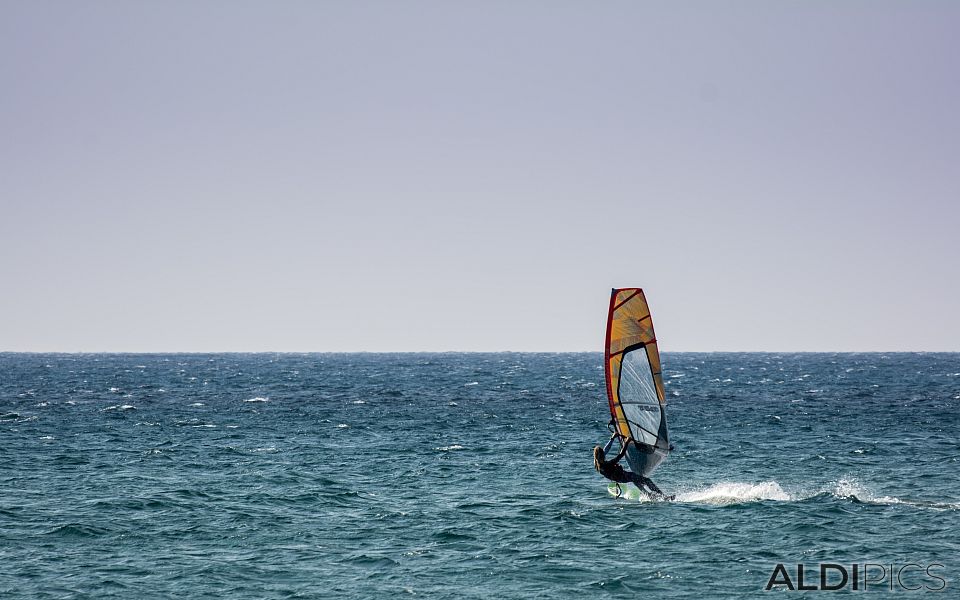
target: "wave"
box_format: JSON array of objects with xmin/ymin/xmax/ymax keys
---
[{"xmin": 43, "ymin": 523, "xmax": 111, "ymax": 538}]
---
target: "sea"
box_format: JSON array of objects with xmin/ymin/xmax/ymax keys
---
[{"xmin": 1, "ymin": 352, "xmax": 958, "ymax": 598}]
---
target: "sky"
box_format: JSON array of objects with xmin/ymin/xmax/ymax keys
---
[{"xmin": 1, "ymin": 1, "xmax": 958, "ymax": 352}]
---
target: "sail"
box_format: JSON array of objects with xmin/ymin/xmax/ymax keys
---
[{"xmin": 604, "ymin": 288, "xmax": 670, "ymax": 477}]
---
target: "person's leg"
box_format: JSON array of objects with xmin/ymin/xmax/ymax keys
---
[
  {"xmin": 629, "ymin": 473, "xmax": 667, "ymax": 499},
  {"xmin": 628, "ymin": 472, "xmax": 652, "ymax": 495},
  {"xmin": 642, "ymin": 477, "xmax": 665, "ymax": 497}
]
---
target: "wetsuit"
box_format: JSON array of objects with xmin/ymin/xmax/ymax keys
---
[{"xmin": 595, "ymin": 437, "xmax": 667, "ymax": 497}]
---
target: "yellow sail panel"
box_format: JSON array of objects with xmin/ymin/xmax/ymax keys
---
[{"xmin": 608, "ymin": 289, "xmax": 658, "ymax": 354}]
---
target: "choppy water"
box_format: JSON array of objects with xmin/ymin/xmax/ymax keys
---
[{"xmin": 1, "ymin": 353, "xmax": 958, "ymax": 598}]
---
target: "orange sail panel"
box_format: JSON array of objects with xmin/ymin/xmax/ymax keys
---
[{"xmin": 604, "ymin": 288, "xmax": 670, "ymax": 477}]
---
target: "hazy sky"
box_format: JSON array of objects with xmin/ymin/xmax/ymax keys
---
[{"xmin": 2, "ymin": 1, "xmax": 958, "ymax": 352}]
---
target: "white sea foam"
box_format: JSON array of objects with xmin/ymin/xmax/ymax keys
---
[
  {"xmin": 612, "ymin": 478, "xmax": 960, "ymax": 511},
  {"xmin": 608, "ymin": 480, "xmax": 790, "ymax": 504},
  {"xmin": 676, "ymin": 481, "xmax": 791, "ymax": 504},
  {"xmin": 436, "ymin": 445, "xmax": 464, "ymax": 452},
  {"xmin": 244, "ymin": 397, "xmax": 269, "ymax": 402},
  {"xmin": 827, "ymin": 478, "xmax": 908, "ymax": 506}
]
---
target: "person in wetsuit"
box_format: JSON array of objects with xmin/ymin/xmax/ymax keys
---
[{"xmin": 593, "ymin": 435, "xmax": 667, "ymax": 498}]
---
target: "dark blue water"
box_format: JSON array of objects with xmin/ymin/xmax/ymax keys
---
[{"xmin": 1, "ymin": 353, "xmax": 958, "ymax": 598}]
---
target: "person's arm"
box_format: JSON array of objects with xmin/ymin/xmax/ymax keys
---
[
  {"xmin": 611, "ymin": 439, "xmax": 629, "ymax": 463},
  {"xmin": 602, "ymin": 435, "xmax": 616, "ymax": 454},
  {"xmin": 602, "ymin": 434, "xmax": 630, "ymax": 465}
]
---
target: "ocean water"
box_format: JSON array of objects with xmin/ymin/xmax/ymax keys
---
[{"xmin": 1, "ymin": 352, "xmax": 958, "ymax": 598}]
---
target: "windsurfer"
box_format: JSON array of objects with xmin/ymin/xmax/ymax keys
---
[{"xmin": 593, "ymin": 436, "xmax": 668, "ymax": 498}]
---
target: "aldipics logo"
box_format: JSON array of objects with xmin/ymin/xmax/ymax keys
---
[{"xmin": 765, "ymin": 563, "xmax": 946, "ymax": 592}]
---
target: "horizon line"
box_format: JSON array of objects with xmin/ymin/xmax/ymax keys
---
[{"xmin": 2, "ymin": 349, "xmax": 959, "ymax": 355}]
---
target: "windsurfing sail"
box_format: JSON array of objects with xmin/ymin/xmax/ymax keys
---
[{"xmin": 604, "ymin": 288, "xmax": 670, "ymax": 478}]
